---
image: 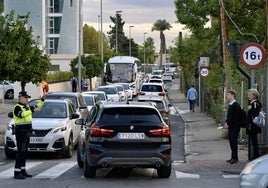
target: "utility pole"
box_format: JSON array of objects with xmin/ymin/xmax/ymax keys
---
[
  {"xmin": 115, "ymin": 10, "xmax": 122, "ymax": 53},
  {"xmin": 129, "ymin": 25, "xmax": 134, "ymax": 56}
]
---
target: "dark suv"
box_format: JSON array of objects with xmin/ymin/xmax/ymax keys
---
[{"xmin": 75, "ymin": 101, "xmax": 171, "ymax": 178}]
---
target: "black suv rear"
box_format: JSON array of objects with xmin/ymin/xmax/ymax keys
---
[{"xmin": 76, "ymin": 102, "xmax": 171, "ymax": 178}]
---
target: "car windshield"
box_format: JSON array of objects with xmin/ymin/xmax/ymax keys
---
[
  {"xmin": 122, "ymin": 84, "xmax": 130, "ymax": 90},
  {"xmin": 97, "ymin": 87, "xmax": 117, "ymax": 94},
  {"xmin": 115, "ymin": 86, "xmax": 123, "ymax": 92},
  {"xmin": 30, "ymin": 101, "xmax": 67, "ymax": 118},
  {"xmin": 99, "ymin": 107, "xmax": 162, "ymax": 125},
  {"xmin": 84, "ymin": 96, "xmax": 94, "ymax": 105},
  {"xmin": 152, "ymin": 71, "xmax": 162, "ymax": 75},
  {"xmin": 141, "ymin": 85, "xmax": 163, "ymax": 92},
  {"xmin": 46, "ymin": 95, "xmax": 78, "ymax": 109}
]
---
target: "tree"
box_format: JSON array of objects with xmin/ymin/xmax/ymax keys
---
[
  {"xmin": 70, "ymin": 55, "xmax": 104, "ymax": 90},
  {"xmin": 152, "ymin": 19, "xmax": 172, "ymax": 66},
  {"xmin": 0, "ymin": 11, "xmax": 50, "ymax": 91},
  {"xmin": 83, "ymin": 24, "xmax": 111, "ymax": 55}
]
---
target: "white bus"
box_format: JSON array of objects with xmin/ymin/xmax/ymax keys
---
[{"xmin": 104, "ymin": 56, "xmax": 142, "ymax": 96}]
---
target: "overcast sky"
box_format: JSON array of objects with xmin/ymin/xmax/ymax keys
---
[{"xmin": 83, "ymin": 0, "xmax": 187, "ymax": 51}]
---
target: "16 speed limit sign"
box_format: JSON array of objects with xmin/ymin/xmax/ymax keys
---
[{"xmin": 240, "ymin": 42, "xmax": 266, "ymax": 69}]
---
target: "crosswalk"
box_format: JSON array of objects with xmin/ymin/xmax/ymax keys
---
[{"xmin": 0, "ymin": 160, "xmax": 240, "ymax": 180}]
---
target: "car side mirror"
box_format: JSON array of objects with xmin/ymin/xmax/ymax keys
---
[
  {"xmin": 75, "ymin": 118, "xmax": 84, "ymax": 125},
  {"xmin": 71, "ymin": 113, "xmax": 80, "ymax": 119},
  {"xmin": 8, "ymin": 112, "xmax": 13, "ymax": 118}
]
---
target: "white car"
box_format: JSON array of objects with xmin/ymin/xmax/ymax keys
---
[
  {"xmin": 113, "ymin": 84, "xmax": 127, "ymax": 101},
  {"xmin": 81, "ymin": 93, "xmax": 98, "ymax": 111},
  {"xmin": 82, "ymin": 91, "xmax": 108, "ymax": 102},
  {"xmin": 138, "ymin": 83, "xmax": 167, "ymax": 101},
  {"xmin": 0, "ymin": 80, "xmax": 14, "ymax": 99},
  {"xmin": 96, "ymin": 85, "xmax": 120, "ymax": 102},
  {"xmin": 5, "ymin": 99, "xmax": 80, "ymax": 158},
  {"xmin": 116, "ymin": 83, "xmax": 133, "ymax": 100},
  {"xmin": 240, "ymin": 154, "xmax": 268, "ymax": 188}
]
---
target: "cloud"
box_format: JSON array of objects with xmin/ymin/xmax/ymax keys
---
[{"xmin": 83, "ymin": 0, "xmax": 187, "ymax": 51}]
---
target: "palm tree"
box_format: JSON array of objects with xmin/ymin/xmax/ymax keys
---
[{"xmin": 152, "ymin": 19, "xmax": 172, "ymax": 67}]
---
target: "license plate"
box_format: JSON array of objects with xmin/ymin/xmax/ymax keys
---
[
  {"xmin": 118, "ymin": 133, "xmax": 145, "ymax": 140},
  {"xmin": 30, "ymin": 137, "xmax": 43, "ymax": 143}
]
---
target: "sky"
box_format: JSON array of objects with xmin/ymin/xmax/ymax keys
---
[{"xmin": 83, "ymin": 0, "xmax": 188, "ymax": 51}]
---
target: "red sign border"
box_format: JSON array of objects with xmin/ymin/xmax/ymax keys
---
[{"xmin": 239, "ymin": 42, "xmax": 266, "ymax": 69}]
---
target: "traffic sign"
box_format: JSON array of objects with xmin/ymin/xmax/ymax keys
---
[
  {"xmin": 239, "ymin": 42, "xmax": 266, "ymax": 69},
  {"xmin": 200, "ymin": 68, "xmax": 209, "ymax": 77}
]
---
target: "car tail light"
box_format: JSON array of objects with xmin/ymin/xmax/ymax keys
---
[
  {"xmin": 90, "ymin": 124, "xmax": 114, "ymax": 137},
  {"xmin": 158, "ymin": 92, "xmax": 166, "ymax": 96},
  {"xmin": 139, "ymin": 92, "xmax": 146, "ymax": 96},
  {"xmin": 149, "ymin": 125, "xmax": 170, "ymax": 136}
]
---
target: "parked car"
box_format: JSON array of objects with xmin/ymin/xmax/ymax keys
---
[
  {"xmin": 240, "ymin": 154, "xmax": 268, "ymax": 188},
  {"xmin": 75, "ymin": 101, "xmax": 171, "ymax": 178},
  {"xmin": 0, "ymin": 80, "xmax": 14, "ymax": 99},
  {"xmin": 96, "ymin": 85, "xmax": 120, "ymax": 102},
  {"xmin": 162, "ymin": 73, "xmax": 173, "ymax": 83},
  {"xmin": 143, "ymin": 99, "xmax": 171, "ymax": 125},
  {"xmin": 82, "ymin": 91, "xmax": 108, "ymax": 102},
  {"xmin": 45, "ymin": 92, "xmax": 89, "ymax": 123},
  {"xmin": 138, "ymin": 83, "xmax": 167, "ymax": 101},
  {"xmin": 116, "ymin": 83, "xmax": 133, "ymax": 101},
  {"xmin": 81, "ymin": 93, "xmax": 99, "ymax": 111},
  {"xmin": 5, "ymin": 99, "xmax": 80, "ymax": 158},
  {"xmin": 113, "ymin": 84, "xmax": 127, "ymax": 101}
]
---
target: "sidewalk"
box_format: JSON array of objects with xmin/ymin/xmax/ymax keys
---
[{"xmin": 168, "ymin": 79, "xmax": 248, "ymax": 174}]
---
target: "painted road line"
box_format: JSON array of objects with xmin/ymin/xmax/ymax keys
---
[
  {"xmin": 175, "ymin": 170, "xmax": 200, "ymax": 179},
  {"xmin": 34, "ymin": 161, "xmax": 76, "ymax": 179},
  {"xmin": 0, "ymin": 162, "xmax": 43, "ymax": 179}
]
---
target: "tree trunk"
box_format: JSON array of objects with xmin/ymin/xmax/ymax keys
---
[{"xmin": 21, "ymin": 81, "xmax": 26, "ymax": 92}]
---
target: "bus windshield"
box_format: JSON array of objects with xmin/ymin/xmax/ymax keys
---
[{"xmin": 106, "ymin": 63, "xmax": 134, "ymax": 83}]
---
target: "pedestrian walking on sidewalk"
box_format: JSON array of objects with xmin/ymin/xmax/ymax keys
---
[
  {"xmin": 224, "ymin": 89, "xmax": 241, "ymax": 164},
  {"xmin": 186, "ymin": 84, "xmax": 198, "ymax": 112},
  {"xmin": 13, "ymin": 92, "xmax": 46, "ymax": 179},
  {"xmin": 246, "ymin": 88, "xmax": 262, "ymax": 160}
]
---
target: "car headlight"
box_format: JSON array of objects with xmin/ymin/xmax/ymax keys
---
[
  {"xmin": 51, "ymin": 125, "xmax": 67, "ymax": 134},
  {"xmin": 241, "ymin": 162, "xmax": 259, "ymax": 175}
]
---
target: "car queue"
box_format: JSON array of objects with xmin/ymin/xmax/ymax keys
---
[{"xmin": 4, "ymin": 69, "xmax": 175, "ymax": 179}]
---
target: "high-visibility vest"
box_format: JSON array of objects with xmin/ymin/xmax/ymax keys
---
[{"xmin": 13, "ymin": 100, "xmax": 44, "ymax": 126}]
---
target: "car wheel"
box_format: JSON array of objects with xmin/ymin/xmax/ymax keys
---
[
  {"xmin": 4, "ymin": 145, "xmax": 15, "ymax": 159},
  {"xmin": 157, "ymin": 162, "xmax": 171, "ymax": 178},
  {"xmin": 84, "ymin": 155, "xmax": 96, "ymax": 178},
  {"xmin": 63, "ymin": 135, "xmax": 73, "ymax": 158},
  {"xmin": 5, "ymin": 89, "xmax": 14, "ymax": 99},
  {"xmin": 77, "ymin": 143, "xmax": 84, "ymax": 168}
]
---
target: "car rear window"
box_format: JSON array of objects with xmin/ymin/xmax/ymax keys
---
[
  {"xmin": 141, "ymin": 85, "xmax": 163, "ymax": 92},
  {"xmin": 99, "ymin": 107, "xmax": 162, "ymax": 124}
]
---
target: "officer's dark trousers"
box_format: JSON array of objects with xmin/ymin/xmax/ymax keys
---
[
  {"xmin": 228, "ymin": 127, "xmax": 240, "ymax": 160},
  {"xmin": 15, "ymin": 129, "xmax": 30, "ymax": 171}
]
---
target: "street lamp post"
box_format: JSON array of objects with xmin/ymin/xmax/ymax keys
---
[
  {"xmin": 115, "ymin": 10, "xmax": 122, "ymax": 53},
  {"xmin": 78, "ymin": 0, "xmax": 82, "ymax": 92},
  {"xmin": 144, "ymin": 32, "xmax": 147, "ymax": 73},
  {"xmin": 129, "ymin": 25, "xmax": 134, "ymax": 56}
]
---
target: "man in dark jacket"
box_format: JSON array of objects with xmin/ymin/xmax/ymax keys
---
[{"xmin": 224, "ymin": 89, "xmax": 241, "ymax": 164}]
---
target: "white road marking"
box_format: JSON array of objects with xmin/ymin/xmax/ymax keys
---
[
  {"xmin": 223, "ymin": 174, "xmax": 240, "ymax": 178},
  {"xmin": 34, "ymin": 161, "xmax": 76, "ymax": 179},
  {"xmin": 0, "ymin": 162, "xmax": 43, "ymax": 179},
  {"xmin": 175, "ymin": 170, "xmax": 200, "ymax": 179}
]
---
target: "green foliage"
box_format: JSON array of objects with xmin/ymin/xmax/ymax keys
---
[
  {"xmin": 0, "ymin": 10, "xmax": 51, "ymax": 91},
  {"xmin": 46, "ymin": 71, "xmax": 73, "ymax": 83}
]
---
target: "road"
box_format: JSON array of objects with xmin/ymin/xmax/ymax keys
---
[{"xmin": 0, "ymin": 81, "xmax": 240, "ymax": 188}]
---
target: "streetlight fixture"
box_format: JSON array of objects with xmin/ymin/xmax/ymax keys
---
[
  {"xmin": 129, "ymin": 25, "xmax": 134, "ymax": 56},
  {"xmin": 115, "ymin": 10, "xmax": 122, "ymax": 53},
  {"xmin": 144, "ymin": 32, "xmax": 147, "ymax": 73}
]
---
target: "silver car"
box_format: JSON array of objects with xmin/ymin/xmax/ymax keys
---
[
  {"xmin": 5, "ymin": 99, "xmax": 80, "ymax": 158},
  {"xmin": 96, "ymin": 85, "xmax": 120, "ymax": 102},
  {"xmin": 240, "ymin": 154, "xmax": 268, "ymax": 188}
]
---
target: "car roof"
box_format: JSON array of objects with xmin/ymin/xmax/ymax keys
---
[
  {"xmin": 30, "ymin": 99, "xmax": 70, "ymax": 104},
  {"xmin": 46, "ymin": 92, "xmax": 81, "ymax": 96},
  {"xmin": 98, "ymin": 85, "xmax": 116, "ymax": 88},
  {"xmin": 142, "ymin": 82, "xmax": 163, "ymax": 86},
  {"xmin": 98, "ymin": 101, "xmax": 157, "ymax": 109},
  {"xmin": 83, "ymin": 91, "xmax": 106, "ymax": 94}
]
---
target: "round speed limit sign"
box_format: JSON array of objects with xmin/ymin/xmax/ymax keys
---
[
  {"xmin": 240, "ymin": 42, "xmax": 266, "ymax": 69},
  {"xmin": 200, "ymin": 68, "xmax": 209, "ymax": 77}
]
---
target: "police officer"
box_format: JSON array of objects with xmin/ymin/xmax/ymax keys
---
[{"xmin": 13, "ymin": 91, "xmax": 45, "ymax": 179}]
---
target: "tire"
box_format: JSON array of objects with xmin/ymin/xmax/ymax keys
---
[
  {"xmin": 4, "ymin": 145, "xmax": 15, "ymax": 159},
  {"xmin": 77, "ymin": 143, "xmax": 84, "ymax": 168},
  {"xmin": 84, "ymin": 155, "xmax": 96, "ymax": 178},
  {"xmin": 157, "ymin": 163, "xmax": 171, "ymax": 178},
  {"xmin": 63, "ymin": 135, "xmax": 73, "ymax": 158},
  {"xmin": 5, "ymin": 89, "xmax": 14, "ymax": 99}
]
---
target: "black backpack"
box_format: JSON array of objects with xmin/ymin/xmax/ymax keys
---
[{"xmin": 239, "ymin": 109, "xmax": 247, "ymax": 128}]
